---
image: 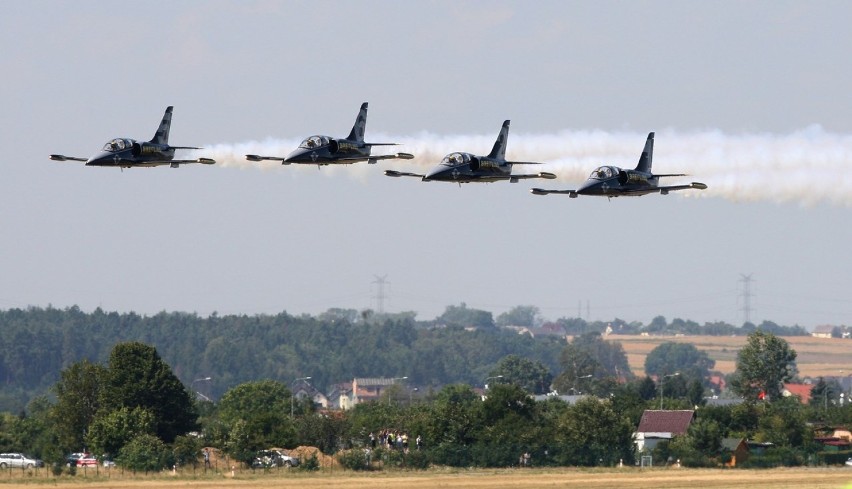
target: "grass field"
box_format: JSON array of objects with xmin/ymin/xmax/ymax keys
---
[
  {"xmin": 614, "ymin": 334, "xmax": 852, "ymax": 379},
  {"xmin": 1, "ymin": 467, "xmax": 851, "ymax": 489}
]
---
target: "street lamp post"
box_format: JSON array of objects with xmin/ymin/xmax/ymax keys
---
[
  {"xmin": 659, "ymin": 372, "xmax": 680, "ymax": 410},
  {"xmin": 484, "ymin": 375, "xmax": 503, "ymax": 390},
  {"xmin": 191, "ymin": 377, "xmax": 212, "ymax": 402},
  {"xmin": 388, "ymin": 376, "xmax": 408, "ymax": 405},
  {"xmin": 571, "ymin": 374, "xmax": 592, "ymax": 395},
  {"xmin": 291, "ymin": 376, "xmax": 312, "ymax": 418}
]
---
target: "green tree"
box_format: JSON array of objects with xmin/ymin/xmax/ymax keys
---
[
  {"xmin": 86, "ymin": 406, "xmax": 155, "ymax": 459},
  {"xmin": 644, "ymin": 342, "xmax": 715, "ymax": 383},
  {"xmin": 809, "ymin": 377, "xmax": 842, "ymax": 410},
  {"xmin": 428, "ymin": 384, "xmax": 479, "ymax": 447},
  {"xmin": 495, "ymin": 306, "xmax": 540, "ymax": 328},
  {"xmin": 729, "ymin": 330, "xmax": 797, "ymax": 402},
  {"xmin": 172, "ymin": 434, "xmax": 202, "ymax": 467},
  {"xmin": 489, "ymin": 354, "xmax": 553, "ymax": 394},
  {"xmin": 554, "ymin": 397, "xmax": 634, "ymax": 466},
  {"xmin": 117, "ymin": 433, "xmax": 170, "ymax": 472},
  {"xmin": 438, "ymin": 303, "xmax": 495, "ymax": 329},
  {"xmin": 755, "ymin": 397, "xmax": 809, "ymax": 447},
  {"xmin": 553, "ymin": 333, "xmax": 632, "ymax": 395},
  {"xmin": 52, "ymin": 360, "xmax": 107, "ymax": 450},
  {"xmin": 100, "ymin": 342, "xmax": 198, "ymax": 442},
  {"xmin": 217, "ymin": 380, "xmax": 295, "ymax": 459}
]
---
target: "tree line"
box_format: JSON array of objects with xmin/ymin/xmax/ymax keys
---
[
  {"xmin": 1, "ymin": 326, "xmax": 850, "ymax": 471},
  {"xmin": 0, "ymin": 305, "xmax": 809, "ymax": 414}
]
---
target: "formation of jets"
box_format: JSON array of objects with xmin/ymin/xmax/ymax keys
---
[{"xmin": 49, "ymin": 104, "xmax": 707, "ymax": 199}]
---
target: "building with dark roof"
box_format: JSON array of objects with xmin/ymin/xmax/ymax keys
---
[{"xmin": 635, "ymin": 410, "xmax": 695, "ymax": 452}]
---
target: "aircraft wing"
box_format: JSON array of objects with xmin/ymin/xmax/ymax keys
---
[
  {"xmin": 246, "ymin": 155, "xmax": 286, "ymax": 162},
  {"xmin": 656, "ymin": 182, "xmax": 707, "ymax": 194},
  {"xmin": 49, "ymin": 155, "xmax": 88, "ymax": 162},
  {"xmin": 124, "ymin": 158, "xmax": 216, "ymax": 167},
  {"xmin": 505, "ymin": 161, "xmax": 543, "ymax": 165},
  {"xmin": 384, "ymin": 170, "xmax": 425, "ymax": 178},
  {"xmin": 171, "ymin": 158, "xmax": 215, "ymax": 165}
]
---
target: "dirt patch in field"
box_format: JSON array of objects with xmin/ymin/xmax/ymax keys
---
[{"xmin": 283, "ymin": 446, "xmax": 339, "ymax": 469}]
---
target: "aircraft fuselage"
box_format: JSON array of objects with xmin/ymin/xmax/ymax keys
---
[
  {"xmin": 284, "ymin": 135, "xmax": 370, "ymax": 165},
  {"xmin": 86, "ymin": 138, "xmax": 176, "ymax": 167},
  {"xmin": 575, "ymin": 165, "xmax": 661, "ymax": 197},
  {"xmin": 422, "ymin": 152, "xmax": 511, "ymax": 182}
]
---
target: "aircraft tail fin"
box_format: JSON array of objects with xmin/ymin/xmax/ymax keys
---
[
  {"xmin": 488, "ymin": 120, "xmax": 510, "ymax": 160},
  {"xmin": 635, "ymin": 132, "xmax": 654, "ymax": 173},
  {"xmin": 347, "ymin": 102, "xmax": 368, "ymax": 143},
  {"xmin": 151, "ymin": 106, "xmax": 173, "ymax": 145}
]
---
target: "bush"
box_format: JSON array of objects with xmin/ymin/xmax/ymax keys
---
[
  {"xmin": 298, "ymin": 452, "xmax": 319, "ymax": 471},
  {"xmin": 337, "ymin": 449, "xmax": 372, "ymax": 471},
  {"xmin": 739, "ymin": 447, "xmax": 805, "ymax": 468},
  {"xmin": 401, "ymin": 450, "xmax": 430, "ymax": 470},
  {"xmin": 429, "ymin": 442, "xmax": 471, "ymax": 467},
  {"xmin": 172, "ymin": 435, "xmax": 202, "ymax": 467},
  {"xmin": 817, "ymin": 450, "xmax": 852, "ymax": 466},
  {"xmin": 118, "ymin": 433, "xmax": 170, "ymax": 472}
]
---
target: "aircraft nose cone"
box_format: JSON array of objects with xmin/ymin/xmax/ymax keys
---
[
  {"xmin": 424, "ymin": 167, "xmax": 447, "ymax": 181},
  {"xmin": 577, "ymin": 179, "xmax": 604, "ymax": 196},
  {"xmin": 86, "ymin": 151, "xmax": 113, "ymax": 166},
  {"xmin": 284, "ymin": 148, "xmax": 308, "ymax": 163}
]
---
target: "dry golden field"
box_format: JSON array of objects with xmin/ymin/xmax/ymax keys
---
[
  {"xmin": 614, "ymin": 334, "xmax": 852, "ymax": 379},
  {"xmin": 1, "ymin": 467, "xmax": 852, "ymax": 489}
]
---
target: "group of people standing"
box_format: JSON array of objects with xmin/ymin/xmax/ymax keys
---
[{"xmin": 369, "ymin": 430, "xmax": 422, "ymax": 452}]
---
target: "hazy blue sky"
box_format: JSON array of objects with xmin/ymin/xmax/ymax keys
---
[{"xmin": 2, "ymin": 1, "xmax": 851, "ymax": 328}]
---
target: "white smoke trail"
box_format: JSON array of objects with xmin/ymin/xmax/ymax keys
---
[{"xmin": 192, "ymin": 125, "xmax": 852, "ymax": 205}]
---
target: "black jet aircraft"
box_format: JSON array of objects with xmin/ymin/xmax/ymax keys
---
[
  {"xmin": 245, "ymin": 102, "xmax": 413, "ymax": 167},
  {"xmin": 50, "ymin": 106, "xmax": 215, "ymax": 169},
  {"xmin": 384, "ymin": 120, "xmax": 555, "ymax": 183},
  {"xmin": 530, "ymin": 132, "xmax": 706, "ymax": 198}
]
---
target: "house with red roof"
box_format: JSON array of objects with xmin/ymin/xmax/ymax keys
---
[{"xmin": 782, "ymin": 383, "xmax": 812, "ymax": 404}]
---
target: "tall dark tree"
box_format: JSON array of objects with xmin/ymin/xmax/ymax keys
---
[
  {"xmin": 495, "ymin": 306, "xmax": 540, "ymax": 328},
  {"xmin": 100, "ymin": 342, "xmax": 198, "ymax": 443},
  {"xmin": 644, "ymin": 342, "xmax": 715, "ymax": 383},
  {"xmin": 217, "ymin": 380, "xmax": 295, "ymax": 460},
  {"xmin": 554, "ymin": 397, "xmax": 635, "ymax": 466},
  {"xmin": 489, "ymin": 354, "xmax": 553, "ymax": 394},
  {"xmin": 553, "ymin": 333, "xmax": 632, "ymax": 395},
  {"xmin": 809, "ymin": 377, "xmax": 843, "ymax": 410},
  {"xmin": 438, "ymin": 303, "xmax": 495, "ymax": 329},
  {"xmin": 729, "ymin": 330, "xmax": 797, "ymax": 402},
  {"xmin": 52, "ymin": 359, "xmax": 107, "ymax": 450}
]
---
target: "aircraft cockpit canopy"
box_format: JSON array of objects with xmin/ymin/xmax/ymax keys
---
[
  {"xmin": 102, "ymin": 138, "xmax": 133, "ymax": 152},
  {"xmin": 441, "ymin": 152, "xmax": 468, "ymax": 166},
  {"xmin": 299, "ymin": 135, "xmax": 330, "ymax": 149},
  {"xmin": 589, "ymin": 166, "xmax": 617, "ymax": 180}
]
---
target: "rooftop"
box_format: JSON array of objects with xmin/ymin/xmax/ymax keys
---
[{"xmin": 636, "ymin": 410, "xmax": 695, "ymax": 434}]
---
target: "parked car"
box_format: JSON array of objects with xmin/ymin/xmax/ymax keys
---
[
  {"xmin": 846, "ymin": 457, "xmax": 852, "ymax": 467},
  {"xmin": 66, "ymin": 452, "xmax": 97, "ymax": 467},
  {"xmin": 251, "ymin": 449, "xmax": 299, "ymax": 468},
  {"xmin": 0, "ymin": 453, "xmax": 43, "ymax": 469}
]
